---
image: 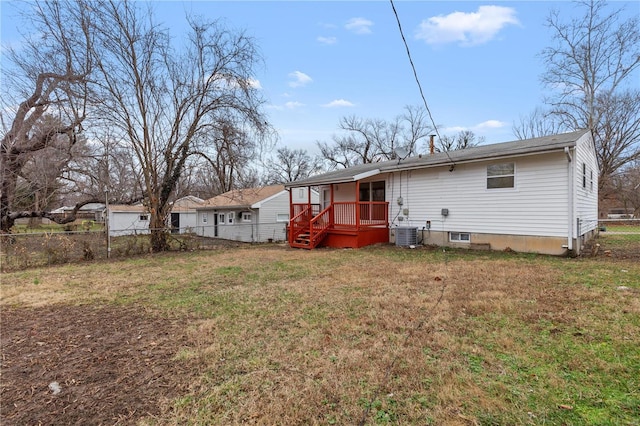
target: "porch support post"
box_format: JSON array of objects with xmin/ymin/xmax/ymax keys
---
[
  {"xmin": 355, "ymin": 180, "xmax": 360, "ymax": 230},
  {"xmin": 330, "ymin": 184, "xmax": 335, "ymax": 227},
  {"xmin": 288, "ymin": 188, "xmax": 293, "ymax": 245}
]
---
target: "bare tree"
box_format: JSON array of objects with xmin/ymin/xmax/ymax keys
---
[
  {"xmin": 265, "ymin": 147, "xmax": 323, "ymax": 184},
  {"xmin": 436, "ymin": 130, "xmax": 484, "ymax": 152},
  {"xmin": 0, "ymin": 0, "xmax": 94, "ymax": 232},
  {"xmin": 592, "ymin": 89, "xmax": 640, "ymax": 194},
  {"xmin": 540, "ymin": 0, "xmax": 640, "ymax": 192},
  {"xmin": 512, "ymin": 107, "xmax": 568, "ymax": 140},
  {"xmin": 90, "ymin": 1, "xmax": 269, "ymax": 251},
  {"xmin": 318, "ymin": 105, "xmax": 433, "ymax": 169},
  {"xmin": 193, "ymin": 118, "xmax": 261, "ymax": 195}
]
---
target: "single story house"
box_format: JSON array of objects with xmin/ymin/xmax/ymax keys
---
[
  {"xmin": 52, "ymin": 203, "xmax": 106, "ymax": 222},
  {"xmin": 169, "ymin": 195, "xmax": 205, "ymax": 233},
  {"xmin": 285, "ymin": 130, "xmax": 598, "ymax": 256},
  {"xmin": 196, "ymin": 185, "xmax": 319, "ymax": 243},
  {"xmin": 107, "ymin": 196, "xmax": 204, "ymax": 236}
]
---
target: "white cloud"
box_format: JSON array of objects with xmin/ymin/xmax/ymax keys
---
[
  {"xmin": 285, "ymin": 101, "xmax": 304, "ymax": 109},
  {"xmin": 322, "ymin": 99, "xmax": 355, "ymax": 108},
  {"xmin": 345, "ymin": 17, "xmax": 373, "ymax": 35},
  {"xmin": 415, "ymin": 5, "xmax": 519, "ymax": 46},
  {"xmin": 317, "ymin": 36, "xmax": 338, "ymax": 45},
  {"xmin": 267, "ymin": 101, "xmax": 305, "ymax": 111},
  {"xmin": 288, "ymin": 71, "xmax": 313, "ymax": 88},
  {"xmin": 441, "ymin": 120, "xmax": 506, "ymax": 133},
  {"xmin": 441, "ymin": 126, "xmax": 467, "ymax": 134},
  {"xmin": 246, "ymin": 78, "xmax": 262, "ymax": 89},
  {"xmin": 475, "ymin": 119, "xmax": 506, "ymax": 129}
]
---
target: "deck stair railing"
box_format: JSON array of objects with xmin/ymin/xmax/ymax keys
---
[{"xmin": 289, "ymin": 201, "xmax": 388, "ymax": 249}]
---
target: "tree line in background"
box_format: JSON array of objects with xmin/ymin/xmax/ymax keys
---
[{"xmin": 1, "ymin": 0, "xmax": 639, "ymax": 250}]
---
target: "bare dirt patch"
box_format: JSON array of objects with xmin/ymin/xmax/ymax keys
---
[{"xmin": 1, "ymin": 304, "xmax": 198, "ymax": 425}]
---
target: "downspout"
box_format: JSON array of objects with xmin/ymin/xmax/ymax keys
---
[{"xmin": 564, "ymin": 147, "xmax": 574, "ymax": 252}]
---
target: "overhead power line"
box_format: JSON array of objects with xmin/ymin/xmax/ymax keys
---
[{"xmin": 388, "ymin": 0, "xmax": 456, "ymax": 168}]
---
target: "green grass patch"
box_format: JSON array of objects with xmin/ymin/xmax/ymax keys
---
[{"xmin": 2, "ymin": 245, "xmax": 639, "ymax": 425}]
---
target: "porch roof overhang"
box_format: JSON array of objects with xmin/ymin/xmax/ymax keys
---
[{"xmin": 284, "ymin": 129, "xmax": 588, "ymax": 188}]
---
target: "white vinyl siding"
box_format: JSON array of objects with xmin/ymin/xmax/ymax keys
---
[
  {"xmin": 574, "ymin": 133, "xmax": 599, "ymax": 235},
  {"xmin": 276, "ymin": 213, "xmax": 289, "ymax": 222},
  {"xmin": 388, "ymin": 152, "xmax": 570, "ymax": 238},
  {"xmin": 197, "ymin": 190, "xmax": 318, "ymax": 243},
  {"xmin": 108, "ymin": 210, "xmax": 150, "ymax": 237}
]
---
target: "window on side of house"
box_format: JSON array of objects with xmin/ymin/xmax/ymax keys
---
[
  {"xmin": 582, "ymin": 162, "xmax": 586, "ymax": 188},
  {"xmin": 276, "ymin": 213, "xmax": 289, "ymax": 222},
  {"xmin": 450, "ymin": 232, "xmax": 470, "ymax": 242},
  {"xmin": 242, "ymin": 212, "xmax": 252, "ymax": 222},
  {"xmin": 202, "ymin": 213, "xmax": 208, "ymax": 224},
  {"xmin": 139, "ymin": 214, "xmax": 148, "ymax": 221},
  {"xmin": 590, "ymin": 169, "xmax": 593, "ymax": 191},
  {"xmin": 227, "ymin": 212, "xmax": 234, "ymax": 225},
  {"xmin": 218, "ymin": 213, "xmax": 225, "ymax": 225},
  {"xmin": 487, "ymin": 163, "xmax": 515, "ymax": 189}
]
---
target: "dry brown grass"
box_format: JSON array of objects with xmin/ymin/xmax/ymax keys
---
[{"xmin": 2, "ymin": 246, "xmax": 639, "ymax": 425}]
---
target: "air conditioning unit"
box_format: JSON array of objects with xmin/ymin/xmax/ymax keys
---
[{"xmin": 396, "ymin": 227, "xmax": 418, "ymax": 247}]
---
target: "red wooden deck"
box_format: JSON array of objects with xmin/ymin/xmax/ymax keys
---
[{"xmin": 289, "ymin": 202, "xmax": 389, "ymax": 249}]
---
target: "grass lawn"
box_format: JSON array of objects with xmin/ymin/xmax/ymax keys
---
[{"xmin": 2, "ymin": 243, "xmax": 639, "ymax": 425}]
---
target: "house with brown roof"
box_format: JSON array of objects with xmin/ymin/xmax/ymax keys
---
[{"xmin": 195, "ymin": 185, "xmax": 319, "ymax": 243}]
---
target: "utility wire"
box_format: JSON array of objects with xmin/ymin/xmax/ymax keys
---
[
  {"xmin": 358, "ymin": 3, "xmax": 455, "ymax": 424},
  {"xmin": 388, "ymin": 0, "xmax": 456, "ymax": 169}
]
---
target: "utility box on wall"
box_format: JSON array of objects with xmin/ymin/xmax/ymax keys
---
[{"xmin": 395, "ymin": 227, "xmax": 418, "ymax": 247}]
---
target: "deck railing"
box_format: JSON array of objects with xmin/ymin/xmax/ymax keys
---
[
  {"xmin": 308, "ymin": 205, "xmax": 332, "ymax": 247},
  {"xmin": 290, "ymin": 201, "xmax": 389, "ymax": 232},
  {"xmin": 333, "ymin": 202, "xmax": 388, "ymax": 229},
  {"xmin": 289, "ymin": 204, "xmax": 312, "ymax": 245}
]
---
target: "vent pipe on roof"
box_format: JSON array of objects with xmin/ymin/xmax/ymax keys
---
[{"xmin": 429, "ymin": 134, "xmax": 435, "ymax": 155}]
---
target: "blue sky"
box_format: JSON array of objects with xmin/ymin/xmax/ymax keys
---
[{"xmin": 2, "ymin": 1, "xmax": 639, "ymax": 155}]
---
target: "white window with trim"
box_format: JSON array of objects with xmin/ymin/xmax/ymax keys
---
[
  {"xmin": 202, "ymin": 213, "xmax": 208, "ymax": 224},
  {"xmin": 276, "ymin": 213, "xmax": 289, "ymax": 222},
  {"xmin": 218, "ymin": 213, "xmax": 225, "ymax": 225},
  {"xmin": 242, "ymin": 212, "xmax": 252, "ymax": 222},
  {"xmin": 487, "ymin": 163, "xmax": 515, "ymax": 189},
  {"xmin": 227, "ymin": 212, "xmax": 234, "ymax": 225},
  {"xmin": 139, "ymin": 214, "xmax": 148, "ymax": 221},
  {"xmin": 450, "ymin": 232, "xmax": 470, "ymax": 243}
]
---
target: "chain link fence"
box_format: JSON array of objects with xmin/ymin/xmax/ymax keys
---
[{"xmin": 1, "ymin": 222, "xmax": 288, "ymax": 272}]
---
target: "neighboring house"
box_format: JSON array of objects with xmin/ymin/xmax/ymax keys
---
[
  {"xmin": 196, "ymin": 185, "xmax": 319, "ymax": 243},
  {"xmin": 107, "ymin": 204, "xmax": 150, "ymax": 236},
  {"xmin": 169, "ymin": 195, "xmax": 205, "ymax": 233},
  {"xmin": 285, "ymin": 130, "xmax": 599, "ymax": 256},
  {"xmin": 52, "ymin": 203, "xmax": 106, "ymax": 222},
  {"xmin": 107, "ymin": 196, "xmax": 204, "ymax": 236}
]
